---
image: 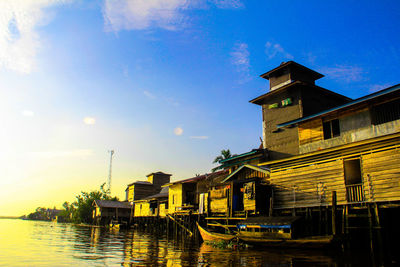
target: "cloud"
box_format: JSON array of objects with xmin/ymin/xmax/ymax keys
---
[
  {"xmin": 0, "ymin": 0, "xmax": 67, "ymax": 74},
  {"xmin": 174, "ymin": 127, "xmax": 183, "ymax": 136},
  {"xmin": 21, "ymin": 110, "xmax": 34, "ymax": 117},
  {"xmin": 103, "ymin": 0, "xmax": 189, "ymax": 31},
  {"xmin": 103, "ymin": 0, "xmax": 243, "ymax": 32},
  {"xmin": 83, "ymin": 117, "xmax": 96, "ymax": 125},
  {"xmin": 143, "ymin": 90, "xmax": 156, "ymax": 99},
  {"xmin": 190, "ymin": 136, "xmax": 208, "ymax": 139},
  {"xmin": 265, "ymin": 42, "xmax": 293, "ymax": 60},
  {"xmin": 369, "ymin": 83, "xmax": 392, "ymax": 93},
  {"xmin": 211, "ymin": 0, "xmax": 244, "ymax": 9},
  {"xmin": 230, "ymin": 42, "xmax": 251, "ymax": 83},
  {"xmin": 320, "ymin": 65, "xmax": 365, "ymax": 83}
]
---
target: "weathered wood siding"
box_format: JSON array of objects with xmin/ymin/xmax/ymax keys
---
[
  {"xmin": 209, "ymin": 187, "xmax": 229, "ymax": 214},
  {"xmin": 270, "ymin": 159, "xmax": 346, "ymax": 209},
  {"xmin": 243, "ymin": 182, "xmax": 256, "ymax": 212},
  {"xmin": 159, "ymin": 203, "xmax": 167, "ymax": 217},
  {"xmin": 362, "ymin": 146, "xmax": 400, "ymax": 202},
  {"xmin": 298, "ymin": 118, "xmax": 323, "ymax": 146},
  {"xmin": 168, "ymin": 184, "xmax": 183, "ymax": 214},
  {"xmin": 236, "ymin": 168, "xmax": 269, "ymax": 182},
  {"xmin": 134, "ymin": 202, "xmax": 151, "ymax": 217}
]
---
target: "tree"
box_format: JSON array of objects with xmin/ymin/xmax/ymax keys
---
[
  {"xmin": 71, "ymin": 183, "xmax": 118, "ymax": 224},
  {"xmin": 212, "ymin": 149, "xmax": 233, "ymax": 172}
]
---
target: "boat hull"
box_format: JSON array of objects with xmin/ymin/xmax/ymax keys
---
[
  {"xmin": 237, "ymin": 234, "xmax": 335, "ymax": 248},
  {"xmin": 196, "ymin": 222, "xmax": 235, "ymax": 242}
]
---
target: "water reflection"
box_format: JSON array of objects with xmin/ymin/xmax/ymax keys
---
[{"xmin": 0, "ymin": 219, "xmax": 388, "ymax": 266}]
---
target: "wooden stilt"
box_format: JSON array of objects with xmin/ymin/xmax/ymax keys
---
[{"xmin": 332, "ymin": 191, "xmax": 337, "ymax": 236}]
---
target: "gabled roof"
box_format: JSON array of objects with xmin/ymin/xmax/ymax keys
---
[
  {"xmin": 163, "ymin": 170, "xmax": 228, "ymax": 187},
  {"xmin": 135, "ymin": 187, "xmax": 169, "ymax": 202},
  {"xmin": 93, "ymin": 200, "xmax": 132, "ymax": 209},
  {"xmin": 146, "ymin": 171, "xmax": 171, "ymax": 177},
  {"xmin": 221, "ymin": 164, "xmax": 270, "ymax": 183},
  {"xmin": 260, "ymin": 61, "xmax": 323, "ymax": 80},
  {"xmin": 277, "ymin": 83, "xmax": 400, "ymax": 128},
  {"xmin": 219, "ymin": 149, "xmax": 263, "ymax": 163},
  {"xmin": 249, "ymin": 81, "xmax": 351, "ymax": 105},
  {"xmin": 125, "ymin": 180, "xmax": 153, "ymax": 190}
]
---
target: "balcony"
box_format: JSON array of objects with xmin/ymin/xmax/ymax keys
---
[{"xmin": 346, "ymin": 183, "xmax": 365, "ymax": 203}]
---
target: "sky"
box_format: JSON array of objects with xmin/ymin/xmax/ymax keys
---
[{"xmin": 1, "ymin": 0, "xmax": 399, "ymax": 216}]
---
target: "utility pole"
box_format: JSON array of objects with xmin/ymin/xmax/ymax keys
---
[{"xmin": 108, "ymin": 150, "xmax": 114, "ymax": 194}]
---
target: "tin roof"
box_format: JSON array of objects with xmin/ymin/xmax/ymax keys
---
[
  {"xmin": 239, "ymin": 216, "xmax": 301, "ymax": 225},
  {"xmin": 163, "ymin": 170, "xmax": 228, "ymax": 187},
  {"xmin": 221, "ymin": 164, "xmax": 270, "ymax": 183},
  {"xmin": 277, "ymin": 83, "xmax": 400, "ymax": 128},
  {"xmin": 146, "ymin": 171, "xmax": 171, "ymax": 177},
  {"xmin": 93, "ymin": 200, "xmax": 132, "ymax": 209}
]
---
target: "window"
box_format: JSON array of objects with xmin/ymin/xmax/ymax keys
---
[
  {"xmin": 344, "ymin": 159, "xmax": 362, "ymax": 185},
  {"xmin": 371, "ymin": 99, "xmax": 400, "ymax": 125},
  {"xmin": 323, "ymin": 119, "xmax": 340, "ymax": 139}
]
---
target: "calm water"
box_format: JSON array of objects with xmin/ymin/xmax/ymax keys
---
[{"xmin": 0, "ymin": 219, "xmax": 388, "ymax": 266}]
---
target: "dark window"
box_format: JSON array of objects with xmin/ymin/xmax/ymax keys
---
[
  {"xmin": 344, "ymin": 159, "xmax": 362, "ymax": 185},
  {"xmin": 371, "ymin": 99, "xmax": 400, "ymax": 125},
  {"xmin": 323, "ymin": 119, "xmax": 340, "ymax": 139}
]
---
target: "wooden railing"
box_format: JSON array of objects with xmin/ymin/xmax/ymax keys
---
[{"xmin": 346, "ymin": 183, "xmax": 365, "ymax": 203}]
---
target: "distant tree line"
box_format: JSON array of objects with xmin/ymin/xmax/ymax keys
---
[{"xmin": 24, "ymin": 183, "xmax": 118, "ymax": 224}]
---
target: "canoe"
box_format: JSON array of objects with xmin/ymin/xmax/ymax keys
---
[{"xmin": 196, "ymin": 222, "xmax": 236, "ymax": 242}]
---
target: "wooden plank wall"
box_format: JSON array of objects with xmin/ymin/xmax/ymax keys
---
[
  {"xmin": 298, "ymin": 118, "xmax": 323, "ymax": 146},
  {"xmin": 243, "ymin": 182, "xmax": 256, "ymax": 212},
  {"xmin": 168, "ymin": 184, "xmax": 183, "ymax": 214},
  {"xmin": 362, "ymin": 146, "xmax": 400, "ymax": 202},
  {"xmin": 270, "ymin": 160, "xmax": 346, "ymax": 209},
  {"xmin": 236, "ymin": 168, "xmax": 269, "ymax": 181},
  {"xmin": 159, "ymin": 203, "xmax": 167, "ymax": 217},
  {"xmin": 134, "ymin": 202, "xmax": 150, "ymax": 217},
  {"xmin": 210, "ymin": 198, "xmax": 228, "ymax": 213},
  {"xmin": 210, "ymin": 187, "xmax": 229, "ymax": 213}
]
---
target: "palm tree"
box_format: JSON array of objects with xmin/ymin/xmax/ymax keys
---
[{"xmin": 212, "ymin": 149, "xmax": 233, "ymax": 172}]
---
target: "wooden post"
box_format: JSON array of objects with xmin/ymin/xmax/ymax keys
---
[
  {"xmin": 332, "ymin": 191, "xmax": 337, "ymax": 236},
  {"xmin": 368, "ymin": 203, "xmax": 374, "ymax": 252},
  {"xmin": 342, "ymin": 205, "xmax": 348, "ymax": 235}
]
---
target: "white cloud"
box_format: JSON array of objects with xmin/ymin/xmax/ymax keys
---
[
  {"xmin": 103, "ymin": 0, "xmax": 189, "ymax": 31},
  {"xmin": 265, "ymin": 42, "xmax": 293, "ymax": 60},
  {"xmin": 21, "ymin": 110, "xmax": 34, "ymax": 117},
  {"xmin": 83, "ymin": 117, "xmax": 96, "ymax": 125},
  {"xmin": 230, "ymin": 42, "xmax": 251, "ymax": 82},
  {"xmin": 0, "ymin": 0, "xmax": 67, "ymax": 74},
  {"xmin": 174, "ymin": 127, "xmax": 183, "ymax": 136},
  {"xmin": 143, "ymin": 90, "xmax": 156, "ymax": 99},
  {"xmin": 103, "ymin": 0, "xmax": 243, "ymax": 32},
  {"xmin": 190, "ymin": 136, "xmax": 208, "ymax": 139},
  {"xmin": 211, "ymin": 0, "xmax": 243, "ymax": 9},
  {"xmin": 320, "ymin": 65, "xmax": 365, "ymax": 83}
]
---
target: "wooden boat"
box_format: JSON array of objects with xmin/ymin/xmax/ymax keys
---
[
  {"xmin": 196, "ymin": 222, "xmax": 236, "ymax": 242},
  {"xmin": 236, "ymin": 216, "xmax": 335, "ymax": 248}
]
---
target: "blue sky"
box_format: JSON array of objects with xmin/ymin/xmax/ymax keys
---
[{"xmin": 1, "ymin": 0, "xmax": 399, "ymax": 215}]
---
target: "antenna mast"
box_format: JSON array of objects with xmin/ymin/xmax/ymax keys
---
[{"xmin": 108, "ymin": 150, "xmax": 114, "ymax": 194}]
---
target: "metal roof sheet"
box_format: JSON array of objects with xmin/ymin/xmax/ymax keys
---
[{"xmin": 277, "ymin": 83, "xmax": 400, "ymax": 128}]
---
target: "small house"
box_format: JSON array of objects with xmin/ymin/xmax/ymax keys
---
[
  {"xmin": 165, "ymin": 170, "xmax": 229, "ymax": 215},
  {"xmin": 133, "ymin": 187, "xmax": 169, "ymax": 218},
  {"xmin": 93, "ymin": 200, "xmax": 132, "ymax": 225},
  {"xmin": 125, "ymin": 172, "xmax": 171, "ymax": 202},
  {"xmin": 208, "ymin": 164, "xmax": 270, "ymax": 217}
]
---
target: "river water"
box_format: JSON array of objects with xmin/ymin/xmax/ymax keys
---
[{"xmin": 0, "ymin": 219, "xmax": 391, "ymax": 266}]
